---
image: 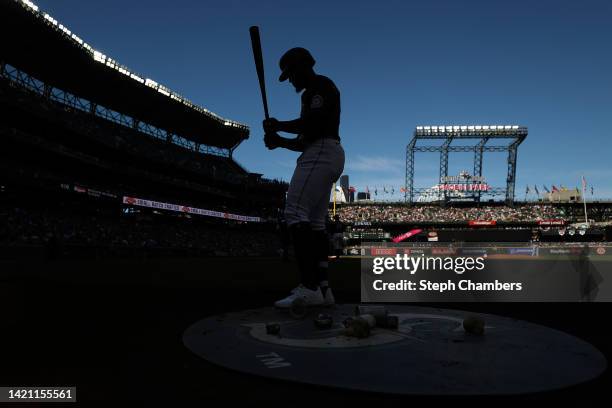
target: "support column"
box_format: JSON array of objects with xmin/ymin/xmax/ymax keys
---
[
  {"xmin": 405, "ymin": 139, "xmax": 416, "ymax": 204},
  {"xmin": 473, "ymin": 137, "xmax": 489, "ymax": 203},
  {"xmin": 506, "ymin": 145, "xmax": 518, "ymax": 205},
  {"xmin": 43, "ymin": 83, "xmax": 52, "ymax": 99},
  {"xmin": 440, "ymin": 137, "xmax": 452, "ymax": 204}
]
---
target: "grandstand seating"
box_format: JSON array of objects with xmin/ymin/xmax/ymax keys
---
[
  {"xmin": 332, "ymin": 203, "xmax": 612, "ymax": 225},
  {"xmin": 0, "ymin": 74, "xmax": 286, "ymax": 219}
]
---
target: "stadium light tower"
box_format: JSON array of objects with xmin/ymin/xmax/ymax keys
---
[{"xmin": 405, "ymin": 125, "xmax": 527, "ymax": 205}]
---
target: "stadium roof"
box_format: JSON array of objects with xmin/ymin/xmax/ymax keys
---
[
  {"xmin": 414, "ymin": 125, "xmax": 527, "ymax": 138},
  {"xmin": 0, "ymin": 0, "xmax": 249, "ymax": 150}
]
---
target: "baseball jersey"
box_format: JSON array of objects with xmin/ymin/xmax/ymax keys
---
[{"xmin": 299, "ymin": 75, "xmax": 341, "ymax": 144}]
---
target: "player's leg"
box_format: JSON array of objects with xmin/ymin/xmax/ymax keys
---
[
  {"xmin": 309, "ymin": 139, "xmax": 345, "ymax": 305},
  {"xmin": 309, "ymin": 181, "xmax": 333, "ymax": 296},
  {"xmin": 276, "ymin": 147, "xmax": 326, "ymax": 308},
  {"xmin": 288, "ymin": 221, "xmax": 318, "ymax": 290},
  {"xmin": 311, "ymin": 214, "xmax": 330, "ymax": 293},
  {"xmin": 278, "ymin": 220, "xmax": 290, "ymax": 262},
  {"xmin": 312, "ymin": 223, "xmax": 332, "ymax": 303}
]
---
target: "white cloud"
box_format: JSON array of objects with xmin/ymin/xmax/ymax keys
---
[{"xmin": 346, "ymin": 155, "xmax": 404, "ymax": 173}]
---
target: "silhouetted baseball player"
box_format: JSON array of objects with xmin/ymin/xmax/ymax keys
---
[{"xmin": 263, "ymin": 47, "xmax": 345, "ymax": 308}]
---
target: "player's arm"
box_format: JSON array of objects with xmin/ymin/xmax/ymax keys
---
[
  {"xmin": 264, "ymin": 132, "xmax": 305, "ymax": 152},
  {"xmin": 263, "ymin": 83, "xmax": 334, "ymax": 135},
  {"xmin": 275, "ymin": 118, "xmax": 303, "ymax": 134},
  {"xmin": 271, "ymin": 103, "xmax": 330, "ymax": 135},
  {"xmin": 263, "ymin": 117, "xmax": 302, "ymax": 134},
  {"xmin": 276, "ymin": 134, "xmax": 305, "ymax": 152}
]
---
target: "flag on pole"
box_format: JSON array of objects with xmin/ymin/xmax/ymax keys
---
[
  {"xmin": 526, "ymin": 185, "xmax": 530, "ymax": 195},
  {"xmin": 534, "ymin": 185, "xmax": 540, "ymax": 195},
  {"xmin": 332, "ymin": 182, "xmax": 336, "ymax": 215},
  {"xmin": 349, "ymin": 186, "xmax": 356, "ymax": 193},
  {"xmin": 543, "ymin": 185, "xmax": 550, "ymax": 193},
  {"xmin": 391, "ymin": 187, "xmax": 395, "ymax": 194},
  {"xmin": 383, "ymin": 186, "xmax": 388, "ymax": 194},
  {"xmin": 581, "ymin": 176, "xmax": 588, "ymax": 224},
  {"xmin": 552, "ymin": 185, "xmax": 559, "ymax": 193},
  {"xmin": 591, "ymin": 186, "xmax": 594, "ymax": 195},
  {"xmin": 374, "ymin": 187, "xmax": 378, "ymax": 196},
  {"xmin": 365, "ymin": 186, "xmax": 369, "ymax": 194},
  {"xmin": 400, "ymin": 187, "xmax": 407, "ymax": 193}
]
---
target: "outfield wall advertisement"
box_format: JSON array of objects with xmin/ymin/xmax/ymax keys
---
[{"xmin": 122, "ymin": 196, "xmax": 262, "ymax": 223}]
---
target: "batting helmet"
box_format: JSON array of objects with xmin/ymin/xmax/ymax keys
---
[{"xmin": 278, "ymin": 47, "xmax": 316, "ymax": 82}]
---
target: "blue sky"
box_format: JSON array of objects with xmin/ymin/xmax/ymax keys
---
[{"xmin": 33, "ymin": 0, "xmax": 612, "ymax": 200}]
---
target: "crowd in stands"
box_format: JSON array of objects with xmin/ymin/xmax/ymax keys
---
[
  {"xmin": 0, "ymin": 206, "xmax": 280, "ymax": 258},
  {"xmin": 333, "ymin": 204, "xmax": 566, "ymax": 223},
  {"xmin": 562, "ymin": 205, "xmax": 612, "ymax": 224}
]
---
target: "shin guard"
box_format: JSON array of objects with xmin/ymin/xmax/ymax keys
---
[{"xmin": 312, "ymin": 229, "xmax": 330, "ymax": 287}]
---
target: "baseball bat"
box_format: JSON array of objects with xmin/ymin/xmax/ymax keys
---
[{"xmin": 249, "ymin": 26, "xmax": 270, "ymax": 120}]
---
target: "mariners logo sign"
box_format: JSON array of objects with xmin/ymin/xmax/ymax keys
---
[{"xmin": 310, "ymin": 95, "xmax": 323, "ymax": 109}]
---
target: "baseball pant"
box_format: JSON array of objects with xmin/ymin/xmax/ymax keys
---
[{"xmin": 285, "ymin": 138, "xmax": 345, "ymax": 230}]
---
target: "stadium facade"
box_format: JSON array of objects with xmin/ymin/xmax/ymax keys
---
[{"xmin": 1, "ymin": 0, "xmax": 288, "ymax": 258}]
